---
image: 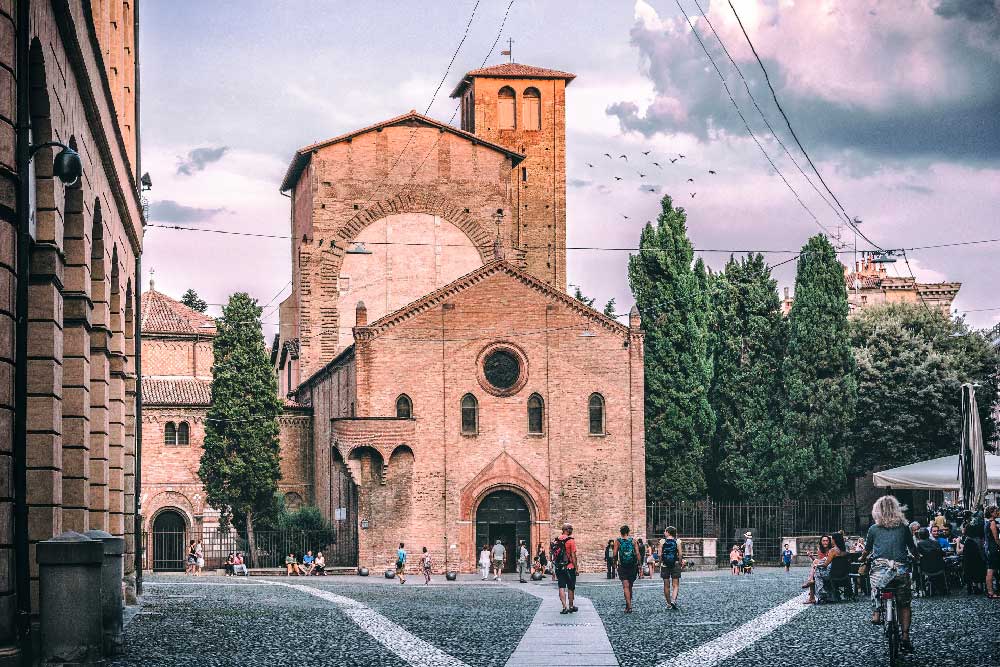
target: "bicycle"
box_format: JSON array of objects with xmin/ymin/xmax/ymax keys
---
[{"xmin": 874, "ymin": 583, "xmax": 902, "ymax": 667}]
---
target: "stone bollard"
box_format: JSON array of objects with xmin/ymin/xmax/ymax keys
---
[
  {"xmin": 37, "ymin": 531, "xmax": 105, "ymax": 665},
  {"xmin": 85, "ymin": 530, "xmax": 126, "ymax": 656}
]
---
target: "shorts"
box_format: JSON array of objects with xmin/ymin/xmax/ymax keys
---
[
  {"xmin": 988, "ymin": 548, "xmax": 1000, "ymax": 571},
  {"xmin": 556, "ymin": 567, "xmax": 577, "ymax": 590},
  {"xmin": 492, "ymin": 559, "xmax": 504, "ymax": 569},
  {"xmin": 660, "ymin": 564, "xmax": 681, "ymax": 579},
  {"xmin": 618, "ymin": 563, "xmax": 638, "ymax": 583},
  {"xmin": 730, "ymin": 560, "xmax": 739, "ymax": 567},
  {"xmin": 395, "ymin": 563, "xmax": 406, "ymax": 574},
  {"xmin": 870, "ymin": 561, "xmax": 912, "ymax": 607}
]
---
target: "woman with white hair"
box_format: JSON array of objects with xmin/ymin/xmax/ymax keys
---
[{"xmin": 860, "ymin": 495, "xmax": 917, "ymax": 654}]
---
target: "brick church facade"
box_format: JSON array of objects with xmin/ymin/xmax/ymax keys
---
[{"xmin": 271, "ymin": 63, "xmax": 647, "ymax": 572}]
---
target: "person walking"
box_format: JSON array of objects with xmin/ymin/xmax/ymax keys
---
[
  {"xmin": 479, "ymin": 544, "xmax": 491, "ymax": 580},
  {"xmin": 636, "ymin": 538, "xmax": 647, "ymax": 579},
  {"xmin": 491, "ymin": 539, "xmax": 506, "ymax": 582},
  {"xmin": 395, "ymin": 542, "xmax": 407, "ymax": 584},
  {"xmin": 536, "ymin": 543, "xmax": 548, "ymax": 579},
  {"xmin": 613, "ymin": 525, "xmax": 639, "ymax": 614},
  {"xmin": 553, "ymin": 523, "xmax": 578, "ymax": 614},
  {"xmin": 421, "ymin": 546, "xmax": 432, "ymax": 585},
  {"xmin": 604, "ymin": 539, "xmax": 616, "ymax": 579},
  {"xmin": 517, "ymin": 540, "xmax": 529, "ymax": 583},
  {"xmin": 782, "ymin": 543, "xmax": 794, "ymax": 573},
  {"xmin": 186, "ymin": 540, "xmax": 197, "ymax": 575},
  {"xmin": 985, "ymin": 505, "xmax": 1000, "ymax": 598},
  {"xmin": 742, "ymin": 532, "xmax": 754, "ymax": 574},
  {"xmin": 659, "ymin": 526, "xmax": 684, "ymax": 610},
  {"xmin": 195, "ymin": 540, "xmax": 205, "ymax": 575}
]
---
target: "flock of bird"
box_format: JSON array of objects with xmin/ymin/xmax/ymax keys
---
[{"xmin": 584, "ymin": 151, "xmax": 718, "ymax": 219}]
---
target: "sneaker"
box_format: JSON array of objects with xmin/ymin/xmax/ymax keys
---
[
  {"xmin": 560, "ymin": 608, "xmax": 569, "ymax": 615},
  {"xmin": 901, "ymin": 639, "xmax": 914, "ymax": 653},
  {"xmin": 669, "ymin": 602, "xmax": 677, "ymax": 610},
  {"xmin": 569, "ymin": 606, "xmax": 578, "ymax": 613}
]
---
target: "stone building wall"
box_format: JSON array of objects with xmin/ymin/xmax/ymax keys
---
[{"xmin": 0, "ymin": 1, "xmax": 143, "ymax": 658}]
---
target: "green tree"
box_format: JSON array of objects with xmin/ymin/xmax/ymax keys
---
[
  {"xmin": 181, "ymin": 288, "xmax": 208, "ymax": 313},
  {"xmin": 849, "ymin": 304, "xmax": 999, "ymax": 475},
  {"xmin": 629, "ymin": 195, "xmax": 714, "ymax": 500},
  {"xmin": 198, "ymin": 293, "xmax": 283, "ymax": 564},
  {"xmin": 708, "ymin": 254, "xmax": 785, "ymax": 498},
  {"xmin": 772, "ymin": 235, "xmax": 856, "ymax": 498},
  {"xmin": 603, "ymin": 297, "xmax": 617, "ymax": 318},
  {"xmin": 573, "ymin": 285, "xmax": 596, "ymax": 308}
]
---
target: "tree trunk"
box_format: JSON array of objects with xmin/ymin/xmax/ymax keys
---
[{"xmin": 246, "ymin": 509, "xmax": 257, "ymax": 568}]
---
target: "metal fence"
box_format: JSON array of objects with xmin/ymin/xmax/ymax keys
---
[
  {"xmin": 145, "ymin": 529, "xmax": 336, "ymax": 572},
  {"xmin": 647, "ymin": 500, "xmax": 859, "ymax": 565}
]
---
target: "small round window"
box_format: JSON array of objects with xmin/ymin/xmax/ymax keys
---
[{"xmin": 484, "ymin": 349, "xmax": 520, "ymax": 390}]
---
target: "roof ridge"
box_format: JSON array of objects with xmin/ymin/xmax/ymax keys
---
[{"xmin": 356, "ymin": 260, "xmax": 630, "ymax": 342}]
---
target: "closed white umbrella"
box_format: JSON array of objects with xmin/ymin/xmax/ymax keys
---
[{"xmin": 958, "ymin": 382, "xmax": 988, "ymax": 510}]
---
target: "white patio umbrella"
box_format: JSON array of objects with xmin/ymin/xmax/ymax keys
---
[
  {"xmin": 958, "ymin": 382, "xmax": 988, "ymax": 509},
  {"xmin": 872, "ymin": 453, "xmax": 1000, "ymax": 491}
]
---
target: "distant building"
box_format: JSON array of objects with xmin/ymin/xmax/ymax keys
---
[{"xmin": 781, "ymin": 257, "xmax": 960, "ymax": 317}]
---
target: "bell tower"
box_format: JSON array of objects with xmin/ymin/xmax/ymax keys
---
[{"xmin": 451, "ymin": 63, "xmax": 575, "ymax": 291}]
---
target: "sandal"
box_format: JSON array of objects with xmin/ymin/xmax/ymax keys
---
[
  {"xmin": 801, "ymin": 580, "xmax": 814, "ymax": 589},
  {"xmin": 987, "ymin": 593, "xmax": 1000, "ymax": 599}
]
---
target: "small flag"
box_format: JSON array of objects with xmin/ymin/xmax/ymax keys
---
[{"xmin": 501, "ymin": 50, "xmax": 511, "ymax": 56}]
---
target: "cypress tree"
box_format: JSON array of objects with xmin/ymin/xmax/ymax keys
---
[
  {"xmin": 707, "ymin": 254, "xmax": 785, "ymax": 498},
  {"xmin": 629, "ymin": 195, "xmax": 714, "ymax": 500},
  {"xmin": 772, "ymin": 235, "xmax": 856, "ymax": 498},
  {"xmin": 198, "ymin": 293, "xmax": 283, "ymax": 564},
  {"xmin": 181, "ymin": 288, "xmax": 208, "ymax": 313}
]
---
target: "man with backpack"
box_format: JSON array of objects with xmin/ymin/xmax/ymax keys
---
[
  {"xmin": 552, "ymin": 523, "xmax": 578, "ymax": 614},
  {"xmin": 659, "ymin": 526, "xmax": 684, "ymax": 610},
  {"xmin": 614, "ymin": 525, "xmax": 639, "ymax": 614}
]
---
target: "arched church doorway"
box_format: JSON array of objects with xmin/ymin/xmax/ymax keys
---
[
  {"xmin": 152, "ymin": 509, "xmax": 187, "ymax": 572},
  {"xmin": 475, "ymin": 490, "xmax": 531, "ymax": 573}
]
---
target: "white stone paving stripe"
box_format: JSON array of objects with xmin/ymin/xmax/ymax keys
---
[
  {"xmin": 656, "ymin": 593, "xmax": 812, "ymax": 667},
  {"xmin": 273, "ymin": 582, "xmax": 471, "ymax": 667}
]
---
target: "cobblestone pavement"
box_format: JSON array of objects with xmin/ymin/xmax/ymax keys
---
[{"xmin": 113, "ymin": 570, "xmax": 998, "ymax": 666}]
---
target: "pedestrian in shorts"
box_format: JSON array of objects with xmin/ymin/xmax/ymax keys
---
[
  {"xmin": 553, "ymin": 523, "xmax": 578, "ymax": 614},
  {"xmin": 491, "ymin": 539, "xmax": 506, "ymax": 581},
  {"xmin": 421, "ymin": 546, "xmax": 432, "ymax": 584},
  {"xmin": 659, "ymin": 526, "xmax": 683, "ymax": 610},
  {"xmin": 614, "ymin": 525, "xmax": 639, "ymax": 614}
]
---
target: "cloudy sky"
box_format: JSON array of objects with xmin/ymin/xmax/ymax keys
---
[{"xmin": 140, "ymin": 0, "xmax": 1000, "ymax": 333}]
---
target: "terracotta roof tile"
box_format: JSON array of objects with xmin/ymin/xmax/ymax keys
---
[
  {"xmin": 141, "ymin": 290, "xmax": 217, "ymax": 336},
  {"xmin": 450, "ymin": 63, "xmax": 576, "ymax": 97},
  {"xmin": 142, "ymin": 377, "xmax": 212, "ymax": 406}
]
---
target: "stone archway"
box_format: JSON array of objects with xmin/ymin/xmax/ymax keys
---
[
  {"xmin": 151, "ymin": 509, "xmax": 187, "ymax": 572},
  {"xmin": 475, "ymin": 489, "xmax": 532, "ymax": 573}
]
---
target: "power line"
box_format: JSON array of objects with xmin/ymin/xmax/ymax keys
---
[
  {"xmin": 691, "ymin": 0, "xmax": 843, "ymax": 225},
  {"xmin": 726, "ymin": 0, "xmax": 880, "ymax": 251},
  {"xmin": 671, "ymin": 0, "xmax": 835, "ymax": 240}
]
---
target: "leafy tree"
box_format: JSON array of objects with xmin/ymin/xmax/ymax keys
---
[
  {"xmin": 199, "ymin": 293, "xmax": 283, "ymax": 564},
  {"xmin": 181, "ymin": 288, "xmax": 208, "ymax": 313},
  {"xmin": 772, "ymin": 235, "xmax": 856, "ymax": 498},
  {"xmin": 603, "ymin": 297, "xmax": 617, "ymax": 318},
  {"xmin": 707, "ymin": 254, "xmax": 785, "ymax": 498},
  {"xmin": 573, "ymin": 285, "xmax": 596, "ymax": 308},
  {"xmin": 629, "ymin": 195, "xmax": 714, "ymax": 500},
  {"xmin": 850, "ymin": 304, "xmax": 999, "ymax": 474}
]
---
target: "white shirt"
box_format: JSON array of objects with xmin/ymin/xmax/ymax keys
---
[{"xmin": 479, "ymin": 549, "xmax": 491, "ymax": 566}]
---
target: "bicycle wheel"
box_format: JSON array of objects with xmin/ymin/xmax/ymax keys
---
[{"xmin": 887, "ymin": 619, "xmax": 900, "ymax": 667}]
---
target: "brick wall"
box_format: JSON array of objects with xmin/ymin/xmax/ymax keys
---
[{"xmin": 142, "ymin": 337, "xmax": 213, "ymax": 378}]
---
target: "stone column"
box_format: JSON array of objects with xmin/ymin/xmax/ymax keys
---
[
  {"xmin": 36, "ymin": 531, "xmax": 103, "ymax": 665},
  {"xmin": 83, "ymin": 529, "xmax": 124, "ymax": 656}
]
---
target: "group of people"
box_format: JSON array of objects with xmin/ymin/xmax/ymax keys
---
[
  {"xmin": 905, "ymin": 503, "xmax": 1000, "ymax": 598},
  {"xmin": 223, "ymin": 552, "xmax": 248, "ymax": 576},
  {"xmin": 606, "ymin": 525, "xmax": 684, "ymax": 614},
  {"xmin": 604, "ymin": 533, "xmax": 684, "ymax": 581},
  {"xmin": 185, "ymin": 540, "xmax": 204, "ymax": 575},
  {"xmin": 283, "ymin": 550, "xmax": 328, "ymax": 576},
  {"xmin": 477, "ymin": 539, "xmax": 532, "ymax": 583},
  {"xmin": 393, "ymin": 544, "xmax": 433, "ymax": 585},
  {"xmin": 727, "ymin": 532, "xmax": 756, "ymax": 575}
]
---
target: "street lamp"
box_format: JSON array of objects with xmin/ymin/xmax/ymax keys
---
[{"xmin": 29, "ymin": 141, "xmax": 82, "ymax": 186}]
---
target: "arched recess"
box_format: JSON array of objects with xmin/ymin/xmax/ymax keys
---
[
  {"xmin": 475, "ymin": 489, "xmax": 531, "ymax": 572},
  {"xmin": 523, "ymin": 87, "xmax": 541, "ymax": 131},
  {"xmin": 329, "ymin": 447, "xmax": 359, "ymax": 567},
  {"xmin": 498, "ymin": 86, "xmax": 516, "ymax": 129},
  {"xmin": 386, "ymin": 445, "xmax": 415, "ymax": 522},
  {"xmin": 151, "ymin": 508, "xmax": 188, "ymax": 572}
]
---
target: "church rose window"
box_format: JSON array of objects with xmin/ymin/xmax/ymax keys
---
[{"xmin": 484, "ymin": 349, "xmax": 519, "ymax": 390}]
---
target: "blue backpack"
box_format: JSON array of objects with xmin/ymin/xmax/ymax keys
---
[
  {"xmin": 662, "ymin": 538, "xmax": 678, "ymax": 568},
  {"xmin": 618, "ymin": 537, "xmax": 637, "ymax": 567}
]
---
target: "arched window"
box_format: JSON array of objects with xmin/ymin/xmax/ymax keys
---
[
  {"xmin": 396, "ymin": 394, "xmax": 413, "ymax": 419},
  {"xmin": 588, "ymin": 393, "xmax": 605, "ymax": 435},
  {"xmin": 177, "ymin": 422, "xmax": 190, "ymax": 446},
  {"xmin": 523, "ymin": 87, "xmax": 541, "ymax": 131},
  {"xmin": 164, "ymin": 422, "xmax": 177, "ymax": 446},
  {"xmin": 527, "ymin": 393, "xmax": 544, "ymax": 434},
  {"xmin": 498, "ymin": 86, "xmax": 516, "ymax": 129},
  {"xmin": 461, "ymin": 393, "xmax": 478, "ymax": 435}
]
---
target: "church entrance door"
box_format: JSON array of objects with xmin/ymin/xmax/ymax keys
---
[
  {"xmin": 152, "ymin": 509, "xmax": 186, "ymax": 572},
  {"xmin": 475, "ymin": 490, "xmax": 530, "ymax": 573}
]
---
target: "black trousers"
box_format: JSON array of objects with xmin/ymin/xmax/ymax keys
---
[{"xmin": 606, "ymin": 559, "xmax": 615, "ymax": 578}]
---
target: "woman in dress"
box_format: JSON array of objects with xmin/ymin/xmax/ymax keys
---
[
  {"xmin": 479, "ymin": 544, "xmax": 491, "ymax": 581},
  {"xmin": 195, "ymin": 540, "xmax": 205, "ymax": 575},
  {"xmin": 802, "ymin": 534, "xmax": 837, "ymax": 604}
]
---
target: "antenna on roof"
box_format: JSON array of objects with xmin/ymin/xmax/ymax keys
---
[
  {"xmin": 500, "ymin": 37, "xmax": 514, "ymax": 63},
  {"xmin": 149, "ymin": 267, "xmax": 155, "ymax": 292}
]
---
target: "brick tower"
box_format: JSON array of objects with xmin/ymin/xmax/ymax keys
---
[{"xmin": 451, "ymin": 63, "xmax": 575, "ymax": 290}]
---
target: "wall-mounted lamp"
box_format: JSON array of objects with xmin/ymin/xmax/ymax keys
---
[
  {"xmin": 140, "ymin": 172, "xmax": 153, "ymax": 191},
  {"xmin": 29, "ymin": 141, "xmax": 82, "ymax": 186}
]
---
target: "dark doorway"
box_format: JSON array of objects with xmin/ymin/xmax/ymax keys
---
[
  {"xmin": 330, "ymin": 447, "xmax": 359, "ymax": 567},
  {"xmin": 476, "ymin": 490, "xmax": 531, "ymax": 573},
  {"xmin": 152, "ymin": 510, "xmax": 186, "ymax": 572}
]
